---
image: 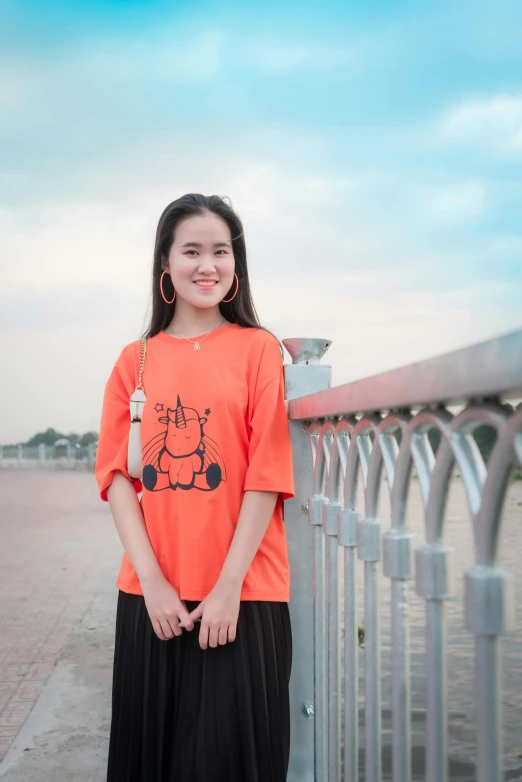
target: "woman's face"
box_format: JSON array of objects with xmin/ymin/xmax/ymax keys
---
[{"xmin": 162, "ymin": 212, "xmax": 236, "ymax": 309}]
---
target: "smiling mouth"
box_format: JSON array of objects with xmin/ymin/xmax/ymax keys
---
[{"xmin": 194, "ymin": 281, "xmax": 218, "ymax": 287}]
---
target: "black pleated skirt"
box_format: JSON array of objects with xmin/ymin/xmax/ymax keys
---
[{"xmin": 107, "ymin": 590, "xmax": 293, "ymax": 782}]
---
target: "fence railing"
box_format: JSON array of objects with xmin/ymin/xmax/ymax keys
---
[
  {"xmin": 282, "ymin": 329, "xmax": 522, "ymax": 782},
  {"xmin": 0, "ymin": 443, "xmax": 97, "ymax": 471}
]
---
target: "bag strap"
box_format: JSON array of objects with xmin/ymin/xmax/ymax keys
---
[{"xmin": 136, "ymin": 337, "xmax": 146, "ymax": 391}]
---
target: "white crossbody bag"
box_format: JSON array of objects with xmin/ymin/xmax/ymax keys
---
[{"xmin": 127, "ymin": 337, "xmax": 147, "ymax": 480}]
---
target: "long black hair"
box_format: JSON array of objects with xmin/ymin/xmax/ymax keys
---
[{"xmin": 141, "ymin": 194, "xmax": 282, "ymax": 356}]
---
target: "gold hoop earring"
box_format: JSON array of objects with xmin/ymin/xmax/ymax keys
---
[
  {"xmin": 160, "ymin": 270, "xmax": 176, "ymax": 304},
  {"xmin": 221, "ymin": 272, "xmax": 239, "ymax": 303}
]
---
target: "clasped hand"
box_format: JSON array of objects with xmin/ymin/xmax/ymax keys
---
[
  {"xmin": 141, "ymin": 572, "xmax": 240, "ymax": 649},
  {"xmin": 180, "ymin": 580, "xmax": 241, "ymax": 650}
]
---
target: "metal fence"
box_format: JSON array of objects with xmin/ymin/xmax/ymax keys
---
[
  {"xmin": 2, "ymin": 328, "xmax": 521, "ymax": 780},
  {"xmin": 282, "ymin": 329, "xmax": 522, "ymax": 782},
  {"xmin": 0, "ymin": 442, "xmax": 97, "ymax": 471}
]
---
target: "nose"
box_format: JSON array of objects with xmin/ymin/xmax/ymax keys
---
[{"xmin": 197, "ymin": 257, "xmax": 218, "ymax": 272}]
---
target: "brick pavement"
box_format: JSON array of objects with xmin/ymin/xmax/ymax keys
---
[{"xmin": 0, "ymin": 470, "xmax": 122, "ymax": 759}]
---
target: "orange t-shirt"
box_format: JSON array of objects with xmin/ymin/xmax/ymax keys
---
[{"xmin": 94, "ymin": 323, "xmax": 295, "ymax": 602}]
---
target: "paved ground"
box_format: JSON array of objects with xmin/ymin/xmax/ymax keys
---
[
  {"xmin": 0, "ymin": 470, "xmax": 121, "ymax": 779},
  {"xmin": 2, "ymin": 469, "xmax": 521, "ymax": 780}
]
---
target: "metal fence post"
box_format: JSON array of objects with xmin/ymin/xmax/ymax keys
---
[
  {"xmin": 283, "ymin": 336, "xmax": 332, "ymax": 782},
  {"xmin": 283, "ymin": 328, "xmax": 522, "ymax": 782},
  {"xmin": 357, "ymin": 515, "xmax": 383, "ymax": 782},
  {"xmin": 324, "ymin": 499, "xmax": 342, "ymax": 782}
]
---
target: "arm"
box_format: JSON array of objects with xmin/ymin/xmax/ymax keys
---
[
  {"xmin": 106, "ymin": 471, "xmax": 163, "ymax": 585},
  {"xmin": 106, "ymin": 473, "xmax": 196, "ymax": 639},
  {"xmin": 187, "ymin": 489, "xmax": 278, "ymax": 649},
  {"xmin": 217, "ymin": 489, "xmax": 279, "ymax": 588},
  {"xmin": 96, "ymin": 346, "xmax": 193, "ymax": 639}
]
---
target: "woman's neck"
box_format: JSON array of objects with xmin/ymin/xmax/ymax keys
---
[{"xmin": 165, "ymin": 304, "xmax": 229, "ymax": 338}]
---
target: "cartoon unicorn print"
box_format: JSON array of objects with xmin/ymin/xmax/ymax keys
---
[{"xmin": 142, "ymin": 394, "xmax": 227, "ymax": 492}]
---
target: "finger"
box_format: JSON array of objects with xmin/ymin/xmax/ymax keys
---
[
  {"xmin": 180, "ymin": 600, "xmax": 196, "ymax": 623},
  {"xmin": 177, "ymin": 615, "xmax": 200, "ymax": 630},
  {"xmin": 218, "ymin": 625, "xmax": 228, "ymax": 646},
  {"xmin": 177, "ymin": 607, "xmax": 195, "ymax": 631},
  {"xmin": 227, "ymin": 623, "xmax": 237, "ymax": 643},
  {"xmin": 153, "ymin": 619, "xmax": 169, "ymax": 641},
  {"xmin": 199, "ymin": 621, "xmax": 209, "ymax": 650},
  {"xmin": 158, "ymin": 618, "xmax": 174, "ymax": 640},
  {"xmin": 167, "ymin": 617, "xmax": 183, "ymax": 637},
  {"xmin": 208, "ymin": 624, "xmax": 219, "ymax": 649},
  {"xmin": 188, "ymin": 603, "xmax": 204, "ymax": 622}
]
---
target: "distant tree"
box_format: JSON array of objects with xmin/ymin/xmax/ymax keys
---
[
  {"xmin": 64, "ymin": 433, "xmax": 80, "ymax": 446},
  {"xmin": 26, "ymin": 428, "xmax": 67, "ymax": 447},
  {"xmin": 16, "ymin": 428, "xmax": 99, "ymax": 448},
  {"xmin": 79, "ymin": 431, "xmax": 98, "ymax": 446}
]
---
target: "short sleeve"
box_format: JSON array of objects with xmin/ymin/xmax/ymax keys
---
[
  {"xmin": 243, "ymin": 334, "xmax": 295, "ymax": 502},
  {"xmin": 95, "ymin": 345, "xmax": 143, "ymax": 502}
]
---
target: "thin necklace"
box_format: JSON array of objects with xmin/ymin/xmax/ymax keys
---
[{"xmin": 166, "ymin": 318, "xmax": 228, "ymax": 351}]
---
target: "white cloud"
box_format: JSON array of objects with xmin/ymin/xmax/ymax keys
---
[
  {"xmin": 2, "ymin": 130, "xmax": 520, "ymax": 441},
  {"xmin": 440, "ymin": 93, "xmax": 522, "ymax": 152},
  {"xmin": 251, "ymin": 270, "xmax": 521, "ymax": 386},
  {"xmin": 0, "ymin": 26, "xmax": 226, "ymax": 132},
  {"xmin": 248, "ymin": 43, "xmax": 310, "ymax": 70},
  {"xmin": 478, "ymin": 233, "xmax": 522, "ymax": 258},
  {"xmin": 0, "ymin": 63, "xmax": 36, "ymax": 110},
  {"xmin": 428, "ymin": 180, "xmax": 486, "ymax": 222},
  {"xmin": 2, "ymin": 200, "xmax": 152, "ymax": 292},
  {"xmin": 300, "ymin": 176, "xmax": 357, "ymax": 195},
  {"xmin": 84, "ymin": 27, "xmax": 225, "ymax": 83},
  {"xmin": 246, "ymin": 40, "xmax": 363, "ymax": 71}
]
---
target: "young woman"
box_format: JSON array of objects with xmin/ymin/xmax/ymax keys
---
[{"xmin": 94, "ymin": 193, "xmax": 296, "ymax": 782}]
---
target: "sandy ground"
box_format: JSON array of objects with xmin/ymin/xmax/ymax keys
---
[
  {"xmin": 1, "ymin": 469, "xmax": 521, "ymax": 781},
  {"xmin": 0, "ymin": 471, "xmax": 120, "ymax": 780},
  {"xmin": 0, "ymin": 589, "xmax": 114, "ymax": 781}
]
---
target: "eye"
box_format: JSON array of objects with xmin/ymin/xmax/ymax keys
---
[{"xmin": 185, "ymin": 249, "xmax": 227, "ymax": 255}]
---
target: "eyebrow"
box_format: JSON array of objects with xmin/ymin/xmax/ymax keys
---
[{"xmin": 180, "ymin": 241, "xmax": 231, "ymax": 248}]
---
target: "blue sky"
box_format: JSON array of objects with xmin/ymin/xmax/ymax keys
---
[{"xmin": 1, "ymin": 0, "xmax": 522, "ymax": 440}]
